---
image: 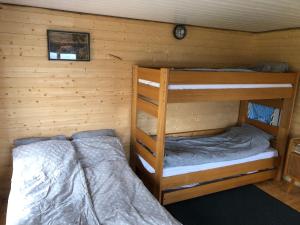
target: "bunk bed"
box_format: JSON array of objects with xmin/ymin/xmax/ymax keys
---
[{"xmin": 130, "ymin": 65, "xmax": 299, "ymax": 205}]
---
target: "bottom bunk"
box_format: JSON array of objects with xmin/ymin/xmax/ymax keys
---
[
  {"xmin": 135, "ymin": 124, "xmax": 279, "ymax": 205},
  {"xmin": 137, "ymin": 156, "xmax": 278, "ymax": 205}
]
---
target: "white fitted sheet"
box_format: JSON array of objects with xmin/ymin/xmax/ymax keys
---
[
  {"xmin": 138, "ymin": 79, "xmax": 292, "ymax": 90},
  {"xmin": 139, "ymin": 149, "xmax": 278, "ymax": 177}
]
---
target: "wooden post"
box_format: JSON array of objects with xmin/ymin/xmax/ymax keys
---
[
  {"xmin": 130, "ymin": 65, "xmax": 139, "ymax": 170},
  {"xmin": 154, "ymin": 68, "xmax": 169, "ymax": 201},
  {"xmin": 238, "ymin": 100, "xmax": 248, "ymax": 125},
  {"xmin": 276, "ymin": 73, "xmax": 299, "ymax": 180}
]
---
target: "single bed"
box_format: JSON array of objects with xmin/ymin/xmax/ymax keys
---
[{"xmin": 6, "ymin": 133, "xmax": 181, "ymax": 225}]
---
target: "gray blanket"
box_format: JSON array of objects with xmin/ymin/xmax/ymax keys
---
[
  {"xmin": 164, "ymin": 124, "xmax": 274, "ymax": 168},
  {"xmin": 72, "ymin": 136, "xmax": 179, "ymax": 225},
  {"xmin": 7, "ymin": 137, "xmax": 180, "ymax": 225}
]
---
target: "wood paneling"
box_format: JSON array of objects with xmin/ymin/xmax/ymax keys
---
[
  {"xmin": 137, "ymin": 101, "xmax": 240, "ymax": 135},
  {"xmin": 253, "ymin": 30, "xmax": 300, "ymax": 137},
  {"xmin": 3, "ymin": 0, "xmax": 300, "ymax": 32},
  {"xmin": 0, "ymin": 4, "xmax": 253, "ymax": 198}
]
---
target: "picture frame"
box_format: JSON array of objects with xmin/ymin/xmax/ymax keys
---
[{"xmin": 47, "ymin": 30, "xmax": 90, "ymax": 61}]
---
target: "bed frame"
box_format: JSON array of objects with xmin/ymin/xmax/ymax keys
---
[{"xmin": 130, "ymin": 66, "xmax": 299, "ymax": 205}]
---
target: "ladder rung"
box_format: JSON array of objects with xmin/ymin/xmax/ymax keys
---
[
  {"xmin": 137, "ymin": 98, "xmax": 158, "ymax": 117},
  {"xmin": 137, "ymin": 84, "xmax": 159, "ymax": 101},
  {"xmin": 136, "ymin": 142, "xmax": 156, "ymax": 168},
  {"xmin": 136, "ymin": 128, "xmax": 156, "ymax": 153}
]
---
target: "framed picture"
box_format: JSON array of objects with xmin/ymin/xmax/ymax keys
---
[{"xmin": 47, "ymin": 30, "xmax": 90, "ymax": 61}]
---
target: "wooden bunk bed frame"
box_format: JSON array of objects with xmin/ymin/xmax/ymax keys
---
[{"xmin": 130, "ymin": 65, "xmax": 299, "ymax": 205}]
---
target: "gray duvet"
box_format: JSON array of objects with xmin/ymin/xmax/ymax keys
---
[
  {"xmin": 164, "ymin": 124, "xmax": 274, "ymax": 168},
  {"xmin": 6, "ymin": 137, "xmax": 180, "ymax": 225}
]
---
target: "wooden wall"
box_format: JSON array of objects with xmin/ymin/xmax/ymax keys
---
[
  {"xmin": 0, "ymin": 4, "xmax": 255, "ymax": 197},
  {"xmin": 253, "ymin": 30, "xmax": 300, "ymax": 136},
  {"xmin": 2, "ymin": 4, "xmax": 300, "ymax": 199}
]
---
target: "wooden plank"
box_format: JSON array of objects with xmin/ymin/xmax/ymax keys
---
[
  {"xmin": 166, "ymin": 127, "xmax": 226, "ymax": 137},
  {"xmin": 168, "ymin": 88, "xmax": 293, "ymax": 102},
  {"xmin": 250, "ymin": 99, "xmax": 283, "ymax": 109},
  {"xmin": 130, "ymin": 65, "xmax": 139, "ymax": 169},
  {"xmin": 135, "ymin": 142, "xmax": 156, "ymax": 168},
  {"xmin": 137, "ymin": 67, "xmax": 161, "ymax": 83},
  {"xmin": 137, "ymin": 84, "xmax": 159, "ymax": 101},
  {"xmin": 169, "ymin": 71, "xmax": 297, "ymax": 84},
  {"xmin": 162, "ymin": 158, "xmax": 277, "ymax": 189},
  {"xmin": 136, "ymin": 128, "xmax": 157, "ymax": 153},
  {"xmin": 246, "ymin": 118, "xmax": 279, "ymax": 136},
  {"xmin": 154, "ymin": 68, "xmax": 170, "ymax": 200},
  {"xmin": 163, "ymin": 170, "xmax": 276, "ymax": 205},
  {"xmin": 137, "ymin": 97, "xmax": 158, "ymax": 117},
  {"xmin": 238, "ymin": 100, "xmax": 248, "ymax": 125},
  {"xmin": 278, "ymin": 73, "xmax": 300, "ymax": 180}
]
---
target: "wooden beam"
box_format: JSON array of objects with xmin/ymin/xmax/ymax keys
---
[
  {"xmin": 238, "ymin": 100, "xmax": 248, "ymax": 125},
  {"xmin": 250, "ymin": 99, "xmax": 283, "ymax": 109},
  {"xmin": 137, "ymin": 97, "xmax": 158, "ymax": 117},
  {"xmin": 169, "ymin": 71, "xmax": 297, "ymax": 84},
  {"xmin": 130, "ymin": 65, "xmax": 139, "ymax": 170},
  {"xmin": 278, "ymin": 73, "xmax": 300, "ymax": 180},
  {"xmin": 138, "ymin": 67, "xmax": 161, "ymax": 83},
  {"xmin": 135, "ymin": 142, "xmax": 156, "ymax": 168},
  {"xmin": 168, "ymin": 88, "xmax": 293, "ymax": 102},
  {"xmin": 136, "ymin": 128, "xmax": 156, "ymax": 153},
  {"xmin": 137, "ymin": 84, "xmax": 159, "ymax": 101},
  {"xmin": 163, "ymin": 170, "xmax": 276, "ymax": 205},
  {"xmin": 154, "ymin": 68, "xmax": 169, "ymax": 200},
  {"xmin": 246, "ymin": 118, "xmax": 279, "ymax": 136},
  {"xmin": 162, "ymin": 158, "xmax": 277, "ymax": 189},
  {"xmin": 166, "ymin": 128, "xmax": 226, "ymax": 137}
]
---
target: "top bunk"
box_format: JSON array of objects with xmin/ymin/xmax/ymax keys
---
[{"xmin": 134, "ymin": 66, "xmax": 300, "ymax": 102}]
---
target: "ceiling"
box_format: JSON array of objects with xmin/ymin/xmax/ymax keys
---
[{"xmin": 2, "ymin": 0, "xmax": 300, "ymax": 32}]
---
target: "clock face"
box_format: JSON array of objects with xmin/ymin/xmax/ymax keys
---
[{"xmin": 173, "ymin": 25, "xmax": 186, "ymax": 40}]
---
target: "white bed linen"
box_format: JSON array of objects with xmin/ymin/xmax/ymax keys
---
[
  {"xmin": 139, "ymin": 149, "xmax": 278, "ymax": 177},
  {"xmin": 138, "ymin": 79, "xmax": 292, "ymax": 90},
  {"xmin": 7, "ymin": 138, "xmax": 181, "ymax": 225}
]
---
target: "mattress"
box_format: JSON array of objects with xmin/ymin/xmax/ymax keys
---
[
  {"xmin": 138, "ymin": 79, "xmax": 292, "ymax": 90},
  {"xmin": 139, "ymin": 149, "xmax": 278, "ymax": 177}
]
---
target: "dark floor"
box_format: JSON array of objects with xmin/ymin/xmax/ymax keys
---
[{"xmin": 166, "ymin": 184, "xmax": 300, "ymax": 225}]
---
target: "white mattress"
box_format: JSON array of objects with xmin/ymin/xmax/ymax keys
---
[
  {"xmin": 139, "ymin": 149, "xmax": 278, "ymax": 177},
  {"xmin": 138, "ymin": 79, "xmax": 292, "ymax": 90}
]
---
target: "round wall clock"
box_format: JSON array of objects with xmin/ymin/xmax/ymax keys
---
[{"xmin": 173, "ymin": 25, "xmax": 187, "ymax": 40}]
